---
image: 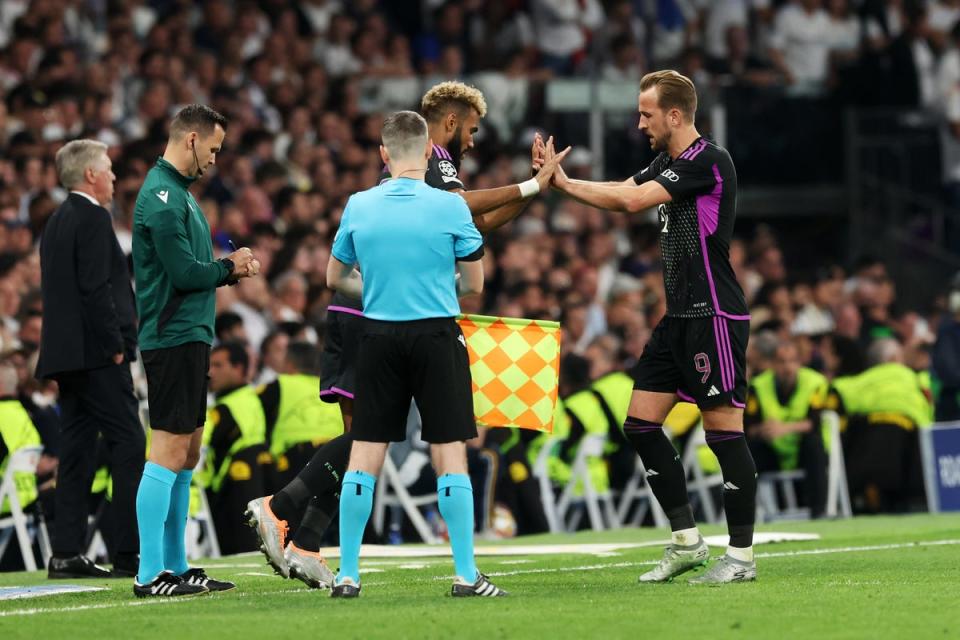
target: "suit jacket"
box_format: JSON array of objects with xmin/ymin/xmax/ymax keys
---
[{"xmin": 35, "ymin": 193, "xmax": 137, "ymax": 379}]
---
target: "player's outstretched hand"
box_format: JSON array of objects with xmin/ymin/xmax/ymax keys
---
[{"xmin": 535, "ymin": 136, "xmax": 571, "ymax": 192}]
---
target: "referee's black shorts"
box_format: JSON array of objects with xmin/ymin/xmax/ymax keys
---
[
  {"xmin": 351, "ymin": 317, "xmax": 477, "ymax": 444},
  {"xmin": 141, "ymin": 341, "xmax": 211, "ymax": 434}
]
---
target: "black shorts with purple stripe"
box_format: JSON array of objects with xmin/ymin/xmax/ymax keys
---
[
  {"xmin": 319, "ymin": 303, "xmax": 364, "ymax": 403},
  {"xmin": 628, "ymin": 315, "xmax": 748, "ymax": 409}
]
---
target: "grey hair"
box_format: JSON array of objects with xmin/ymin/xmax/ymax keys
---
[
  {"xmin": 274, "ymin": 270, "xmax": 307, "ymax": 294},
  {"xmin": 55, "ymin": 139, "xmax": 108, "ymax": 189},
  {"xmin": 752, "ymin": 330, "xmax": 780, "ymax": 361},
  {"xmin": 866, "ymin": 338, "xmax": 902, "ymax": 367},
  {"xmin": 381, "ymin": 110, "xmax": 428, "ymax": 161}
]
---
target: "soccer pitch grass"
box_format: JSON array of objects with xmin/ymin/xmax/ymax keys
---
[{"xmin": 1, "ymin": 514, "xmax": 958, "ymax": 639}]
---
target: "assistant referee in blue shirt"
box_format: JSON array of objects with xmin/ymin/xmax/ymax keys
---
[{"xmin": 326, "ymin": 110, "xmax": 505, "ymax": 598}]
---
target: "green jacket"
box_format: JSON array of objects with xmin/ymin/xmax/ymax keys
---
[
  {"xmin": 132, "ymin": 158, "xmax": 231, "ymax": 350},
  {"xmin": 0, "ymin": 399, "xmax": 41, "ymax": 514}
]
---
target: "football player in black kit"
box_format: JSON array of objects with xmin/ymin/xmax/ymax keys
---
[
  {"xmin": 245, "ymin": 81, "xmax": 569, "ymax": 588},
  {"xmin": 543, "ymin": 69, "xmax": 757, "ymax": 584}
]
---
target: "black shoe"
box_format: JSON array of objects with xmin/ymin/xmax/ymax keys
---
[
  {"xmin": 330, "ymin": 577, "xmax": 361, "ymax": 598},
  {"xmin": 451, "ymin": 572, "xmax": 508, "ymax": 597},
  {"xmin": 48, "ymin": 555, "xmax": 111, "ymax": 579},
  {"xmin": 179, "ymin": 568, "xmax": 236, "ymax": 592},
  {"xmin": 110, "ymin": 555, "xmax": 139, "ymax": 578},
  {"xmin": 133, "ymin": 571, "xmax": 209, "ymax": 598}
]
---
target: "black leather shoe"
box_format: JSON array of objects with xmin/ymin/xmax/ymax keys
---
[
  {"xmin": 48, "ymin": 555, "xmax": 112, "ymax": 579},
  {"xmin": 111, "ymin": 555, "xmax": 139, "ymax": 578}
]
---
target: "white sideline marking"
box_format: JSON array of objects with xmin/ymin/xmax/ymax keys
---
[{"xmin": 3, "ymin": 539, "xmax": 958, "ymax": 617}]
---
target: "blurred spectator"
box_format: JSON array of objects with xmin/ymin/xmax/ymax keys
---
[{"xmin": 768, "ymin": 0, "xmax": 832, "ymax": 93}]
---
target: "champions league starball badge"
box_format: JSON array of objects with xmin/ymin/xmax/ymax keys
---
[{"xmin": 438, "ymin": 160, "xmax": 457, "ymax": 177}]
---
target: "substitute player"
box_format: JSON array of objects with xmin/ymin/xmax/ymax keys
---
[
  {"xmin": 328, "ymin": 111, "xmax": 562, "ymax": 597},
  {"xmin": 543, "ymin": 70, "xmax": 757, "ymax": 584},
  {"xmin": 246, "ymin": 82, "xmax": 564, "ymax": 587}
]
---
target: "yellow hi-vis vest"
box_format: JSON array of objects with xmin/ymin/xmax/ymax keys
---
[
  {"xmin": 832, "ymin": 363, "xmax": 933, "ymax": 430},
  {"xmin": 201, "ymin": 386, "xmax": 267, "ymax": 492},
  {"xmin": 750, "ymin": 367, "xmax": 828, "ymax": 470},
  {"xmin": 0, "ymin": 399, "xmax": 41, "ymax": 513},
  {"xmin": 268, "ymin": 374, "xmax": 344, "ymax": 458}
]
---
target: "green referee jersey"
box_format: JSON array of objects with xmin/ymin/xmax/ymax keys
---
[{"xmin": 133, "ymin": 157, "xmax": 230, "ymax": 350}]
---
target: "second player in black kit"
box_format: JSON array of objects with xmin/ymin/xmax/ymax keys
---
[{"xmin": 629, "ymin": 136, "xmax": 750, "ymax": 408}]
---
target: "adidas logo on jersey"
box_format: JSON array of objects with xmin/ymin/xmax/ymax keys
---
[
  {"xmin": 707, "ymin": 385, "xmax": 720, "ymax": 397},
  {"xmin": 723, "ymin": 481, "xmax": 740, "ymax": 491},
  {"xmin": 646, "ymin": 468, "xmax": 659, "ymax": 477}
]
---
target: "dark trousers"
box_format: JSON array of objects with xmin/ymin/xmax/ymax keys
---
[
  {"xmin": 749, "ymin": 429, "xmax": 828, "ymax": 518},
  {"xmin": 210, "ymin": 445, "xmax": 272, "ymax": 555},
  {"xmin": 54, "ymin": 363, "xmax": 145, "ymax": 558}
]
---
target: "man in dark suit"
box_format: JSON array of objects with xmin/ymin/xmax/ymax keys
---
[{"xmin": 37, "ymin": 139, "xmax": 145, "ymax": 579}]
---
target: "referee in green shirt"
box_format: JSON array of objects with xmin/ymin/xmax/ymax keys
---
[{"xmin": 131, "ymin": 104, "xmax": 260, "ymax": 597}]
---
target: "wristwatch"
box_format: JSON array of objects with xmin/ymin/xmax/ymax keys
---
[{"xmin": 218, "ymin": 258, "xmax": 238, "ymax": 285}]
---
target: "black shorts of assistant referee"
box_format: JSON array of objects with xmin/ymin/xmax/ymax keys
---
[
  {"xmin": 629, "ymin": 315, "xmax": 749, "ymax": 409},
  {"xmin": 141, "ymin": 341, "xmax": 211, "ymax": 434},
  {"xmin": 352, "ymin": 317, "xmax": 477, "ymax": 444},
  {"xmin": 319, "ymin": 307, "xmax": 363, "ymax": 403}
]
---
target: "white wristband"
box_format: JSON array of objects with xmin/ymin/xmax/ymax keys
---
[{"xmin": 518, "ymin": 178, "xmax": 540, "ymax": 199}]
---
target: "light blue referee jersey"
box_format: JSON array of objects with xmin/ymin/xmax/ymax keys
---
[{"xmin": 331, "ymin": 178, "xmax": 483, "ymax": 321}]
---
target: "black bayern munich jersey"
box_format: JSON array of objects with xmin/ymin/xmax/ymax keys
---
[
  {"xmin": 330, "ymin": 143, "xmax": 465, "ymax": 312},
  {"xmin": 632, "ymin": 137, "xmax": 749, "ymax": 319}
]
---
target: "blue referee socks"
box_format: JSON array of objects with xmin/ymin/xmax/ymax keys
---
[
  {"xmin": 438, "ymin": 474, "xmax": 477, "ymax": 582},
  {"xmin": 164, "ymin": 469, "xmax": 193, "ymax": 576},
  {"xmin": 136, "ymin": 462, "xmax": 176, "ymax": 584},
  {"xmin": 337, "ymin": 470, "xmax": 376, "ymax": 584}
]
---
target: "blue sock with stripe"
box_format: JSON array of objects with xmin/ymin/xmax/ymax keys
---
[
  {"xmin": 337, "ymin": 470, "xmax": 376, "ymax": 583},
  {"xmin": 136, "ymin": 462, "xmax": 176, "ymax": 584},
  {"xmin": 437, "ymin": 474, "xmax": 477, "ymax": 582},
  {"xmin": 163, "ymin": 469, "xmax": 193, "ymax": 576}
]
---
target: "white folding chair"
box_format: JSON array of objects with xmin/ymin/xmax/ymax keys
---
[
  {"xmin": 530, "ymin": 434, "xmax": 563, "ymax": 533},
  {"xmin": 756, "ymin": 410, "xmax": 852, "ymax": 522},
  {"xmin": 555, "ymin": 434, "xmax": 618, "ymax": 531},
  {"xmin": 0, "ymin": 445, "xmax": 50, "ymax": 571},
  {"xmin": 188, "ymin": 446, "xmax": 221, "ymax": 559},
  {"xmin": 372, "ymin": 450, "xmax": 442, "ymax": 544},
  {"xmin": 681, "ymin": 427, "xmax": 724, "ymax": 524},
  {"xmin": 615, "ymin": 456, "xmax": 669, "ymax": 528}
]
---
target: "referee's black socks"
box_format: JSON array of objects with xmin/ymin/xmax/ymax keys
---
[
  {"xmin": 622, "ymin": 417, "xmax": 696, "ymax": 532},
  {"xmin": 705, "ymin": 430, "xmax": 757, "ymax": 549},
  {"xmin": 271, "ymin": 433, "xmax": 353, "ymax": 521}
]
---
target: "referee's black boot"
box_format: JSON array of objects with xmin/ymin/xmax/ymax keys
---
[
  {"xmin": 134, "ymin": 571, "xmax": 209, "ymax": 598},
  {"xmin": 48, "ymin": 554, "xmax": 112, "ymax": 579},
  {"xmin": 110, "ymin": 553, "xmax": 139, "ymax": 578}
]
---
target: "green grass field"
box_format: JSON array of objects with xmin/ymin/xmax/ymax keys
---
[{"xmin": 1, "ymin": 514, "xmax": 959, "ymax": 639}]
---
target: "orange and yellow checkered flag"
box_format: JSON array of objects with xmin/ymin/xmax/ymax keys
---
[{"xmin": 457, "ymin": 314, "xmax": 561, "ymax": 432}]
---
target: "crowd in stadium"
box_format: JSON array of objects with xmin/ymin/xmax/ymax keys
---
[{"xmin": 2, "ymin": 0, "xmax": 960, "ymax": 565}]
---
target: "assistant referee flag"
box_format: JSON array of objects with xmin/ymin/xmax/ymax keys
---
[{"xmin": 458, "ymin": 314, "xmax": 561, "ymax": 433}]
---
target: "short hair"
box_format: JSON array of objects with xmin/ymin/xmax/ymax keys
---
[
  {"xmin": 213, "ymin": 341, "xmax": 249, "ymax": 375},
  {"xmin": 215, "ymin": 311, "xmax": 244, "ymax": 339},
  {"xmin": 274, "ymin": 270, "xmax": 308, "ymax": 295},
  {"xmin": 639, "ymin": 70, "xmax": 698, "ymax": 122},
  {"xmin": 420, "ymin": 81, "xmax": 487, "ymax": 123},
  {"xmin": 866, "ymin": 338, "xmax": 902, "ymax": 367},
  {"xmin": 169, "ymin": 103, "xmax": 228, "ymax": 141},
  {"xmin": 381, "ymin": 110, "xmax": 428, "ymax": 161},
  {"xmin": 285, "ymin": 341, "xmax": 320, "ymax": 376},
  {"xmin": 55, "ymin": 139, "xmax": 108, "ymax": 188}
]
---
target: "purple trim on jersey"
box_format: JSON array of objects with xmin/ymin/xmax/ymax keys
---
[
  {"xmin": 686, "ymin": 139, "xmax": 708, "ymax": 161},
  {"xmin": 731, "ymin": 398, "xmax": 746, "ymax": 409},
  {"xmin": 432, "ymin": 144, "xmax": 451, "ymax": 160},
  {"xmin": 676, "ymin": 389, "xmax": 696, "ymax": 403},
  {"xmin": 698, "ymin": 164, "xmax": 724, "ymax": 315},
  {"xmin": 329, "ymin": 386, "xmax": 355, "ymax": 399},
  {"xmin": 328, "ymin": 305, "xmax": 364, "ymax": 317},
  {"xmin": 718, "ymin": 311, "xmax": 751, "ymax": 321}
]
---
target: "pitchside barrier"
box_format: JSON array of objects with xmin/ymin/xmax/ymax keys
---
[{"xmin": 920, "ymin": 421, "xmax": 960, "ymax": 512}]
